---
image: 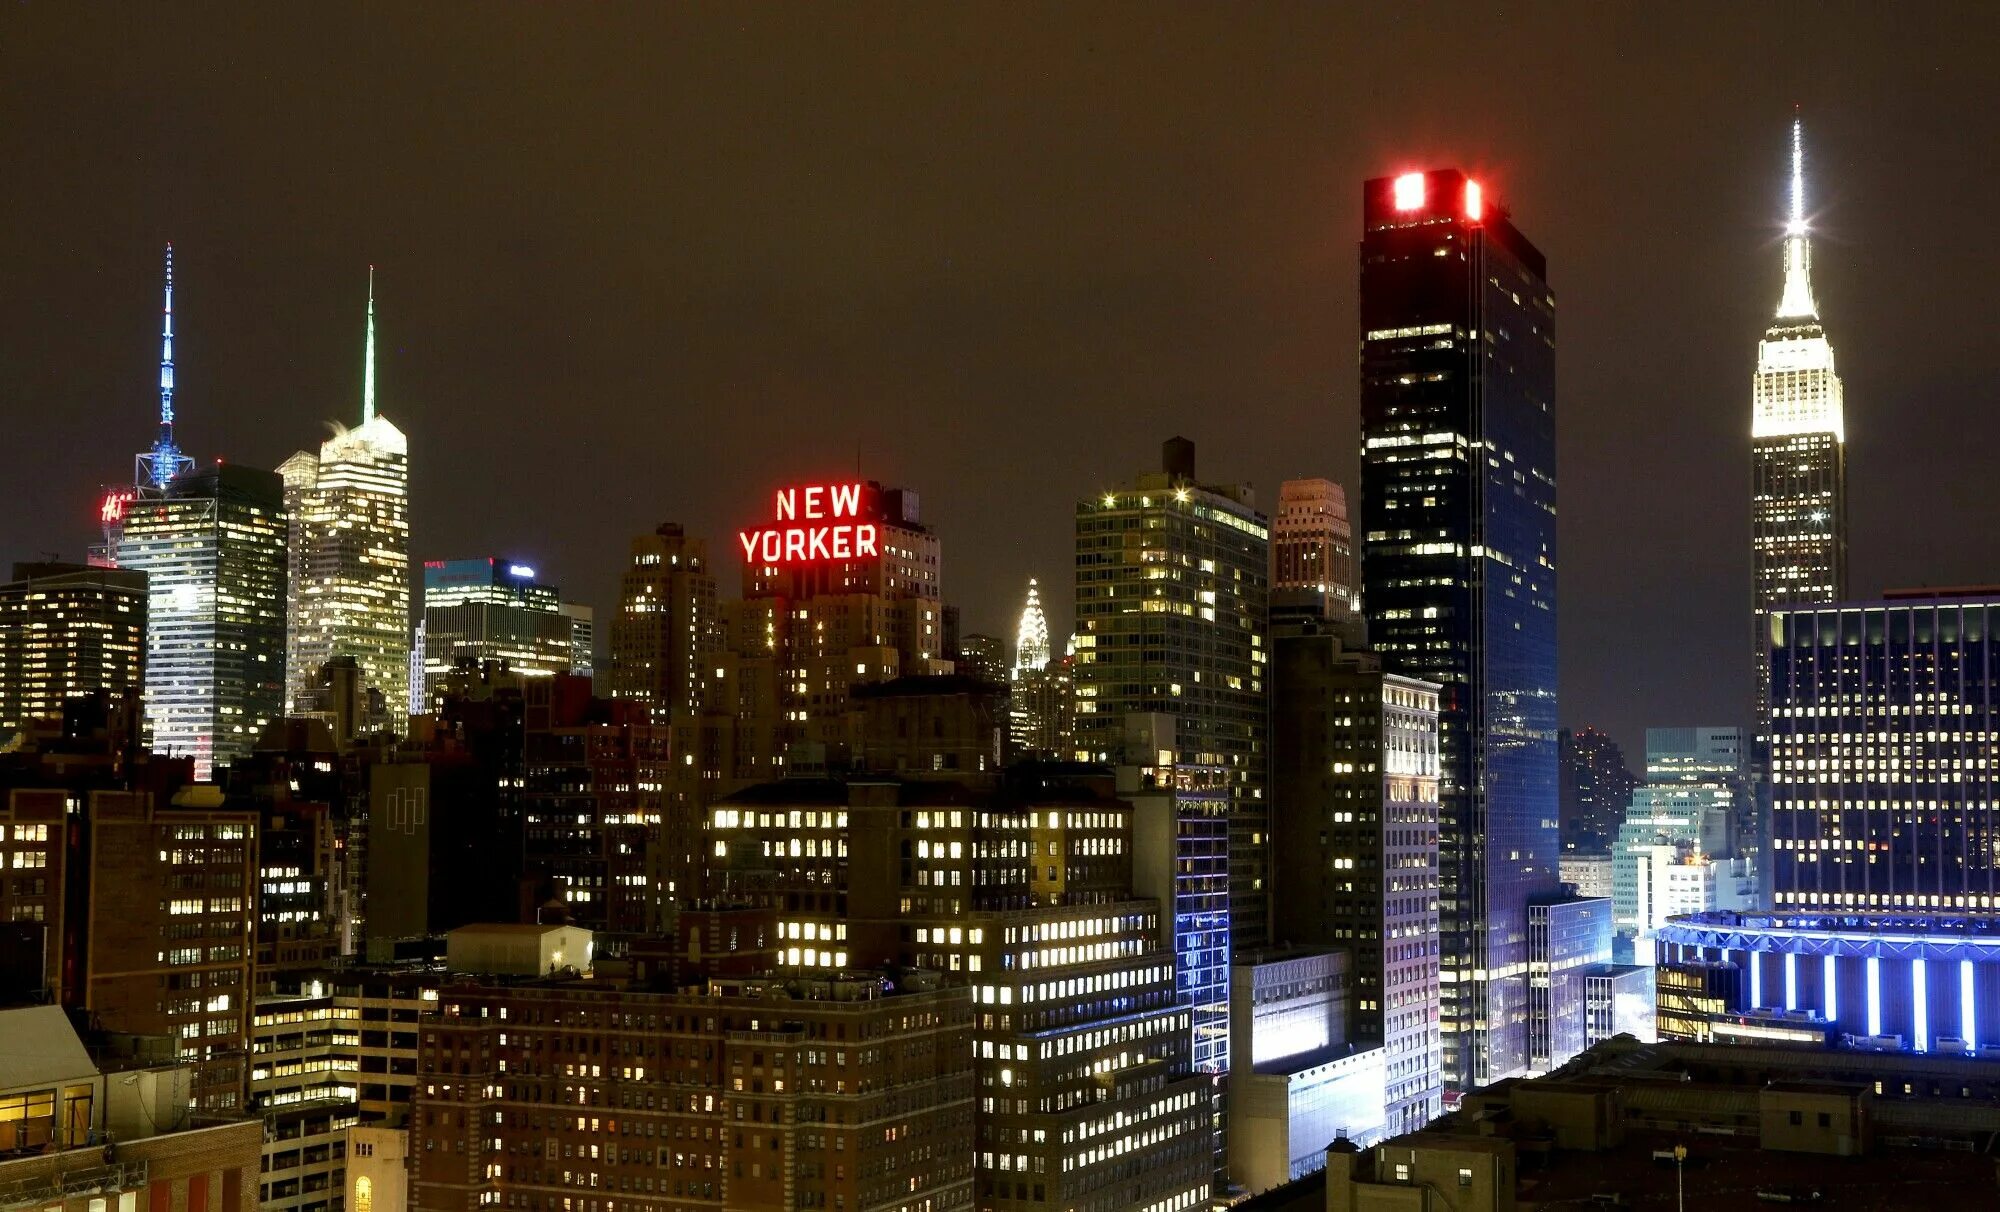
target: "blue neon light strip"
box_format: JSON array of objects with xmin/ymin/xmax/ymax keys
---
[
  {"xmin": 1785, "ymin": 952, "xmax": 1797, "ymax": 1011},
  {"xmin": 1867, "ymin": 956, "xmax": 1882, "ymax": 1038},
  {"xmin": 1750, "ymin": 949, "xmax": 1762, "ymax": 1008},
  {"xmin": 1824, "ymin": 955, "xmax": 1837, "ymax": 1023},
  {"xmin": 1914, "ymin": 959, "xmax": 1928, "ymax": 1053},
  {"xmin": 1963, "ymin": 960, "xmax": 1976, "ymax": 1053}
]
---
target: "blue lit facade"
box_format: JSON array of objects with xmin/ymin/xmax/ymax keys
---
[
  {"xmin": 1658, "ymin": 910, "xmax": 2000, "ymax": 1055},
  {"xmin": 1528, "ymin": 897, "xmax": 1613, "ymax": 1071},
  {"xmin": 1359, "ymin": 168, "xmax": 1561, "ymax": 1088}
]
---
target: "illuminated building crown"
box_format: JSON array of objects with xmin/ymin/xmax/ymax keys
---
[{"xmin": 1013, "ymin": 578, "xmax": 1050, "ymax": 675}]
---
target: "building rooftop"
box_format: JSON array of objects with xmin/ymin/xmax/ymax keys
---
[{"xmin": 0, "ymin": 1007, "xmax": 95, "ymax": 1089}]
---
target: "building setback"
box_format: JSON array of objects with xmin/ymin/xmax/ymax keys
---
[{"xmin": 1358, "ymin": 166, "xmax": 1560, "ymax": 1088}]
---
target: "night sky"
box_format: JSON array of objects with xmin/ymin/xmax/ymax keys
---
[{"xmin": 5, "ymin": 6, "xmax": 1999, "ymax": 759}]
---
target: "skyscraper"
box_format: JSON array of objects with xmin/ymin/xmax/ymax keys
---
[
  {"xmin": 1006, "ymin": 578, "xmax": 1074, "ymax": 759},
  {"xmin": 417, "ymin": 557, "xmax": 574, "ymax": 708},
  {"xmin": 1272, "ymin": 477, "xmax": 1356, "ymax": 616},
  {"xmin": 1752, "ymin": 116, "xmax": 1848, "ymax": 722},
  {"xmin": 116, "ymin": 465, "xmax": 289, "ymax": 779},
  {"xmin": 605, "ymin": 522, "xmax": 716, "ymax": 723},
  {"xmin": 0, "ymin": 562, "xmax": 148, "ymax": 745},
  {"xmin": 282, "ymin": 270, "xmax": 412, "ymax": 735},
  {"xmin": 1359, "ymin": 168, "xmax": 1560, "ymax": 1088},
  {"xmin": 1075, "ymin": 437, "xmax": 1269, "ymax": 957},
  {"xmin": 1269, "ymin": 622, "xmax": 1443, "ymax": 1133},
  {"xmin": 1558, "ymin": 726, "xmax": 1637, "ymax": 855}
]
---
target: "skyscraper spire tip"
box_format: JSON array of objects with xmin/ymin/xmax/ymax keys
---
[{"xmin": 362, "ymin": 267, "xmax": 377, "ymax": 425}]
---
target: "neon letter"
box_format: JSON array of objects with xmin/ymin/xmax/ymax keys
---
[
  {"xmin": 804, "ymin": 486, "xmax": 826, "ymax": 519},
  {"xmin": 856, "ymin": 523, "xmax": 879, "ymax": 558},
  {"xmin": 776, "ymin": 489, "xmax": 797, "ymax": 522},
  {"xmin": 783, "ymin": 529, "xmax": 807, "ymax": 562},
  {"xmin": 760, "ymin": 531, "xmax": 781, "ymax": 563},
  {"xmin": 831, "ymin": 483, "xmax": 862, "ymax": 518},
  {"xmin": 807, "ymin": 527, "xmax": 831, "ymax": 560},
  {"xmin": 830, "ymin": 526, "xmax": 851, "ymax": 560},
  {"xmin": 737, "ymin": 531, "xmax": 759, "ymax": 564}
]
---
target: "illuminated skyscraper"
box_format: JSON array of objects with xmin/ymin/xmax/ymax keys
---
[
  {"xmin": 1359, "ymin": 168, "xmax": 1560, "ymax": 1088},
  {"xmin": 0, "ymin": 563, "xmax": 148, "ymax": 744},
  {"xmin": 1073, "ymin": 438, "xmax": 1264, "ymax": 1138},
  {"xmin": 116, "ymin": 464, "xmax": 289, "ymax": 779},
  {"xmin": 1007, "ymin": 578, "xmax": 1073, "ymax": 758},
  {"xmin": 417, "ymin": 557, "xmax": 574, "ymax": 709},
  {"xmin": 282, "ymin": 270, "xmax": 412, "ymax": 735},
  {"xmin": 1752, "ymin": 115, "xmax": 1847, "ymax": 724}
]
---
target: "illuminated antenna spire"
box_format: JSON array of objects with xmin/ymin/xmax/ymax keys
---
[
  {"xmin": 362, "ymin": 265, "xmax": 377, "ymax": 424},
  {"xmin": 1775, "ymin": 110, "xmax": 1818, "ymax": 319},
  {"xmin": 137, "ymin": 243, "xmax": 195, "ymax": 489},
  {"xmin": 1788, "ymin": 111, "xmax": 1805, "ymax": 235}
]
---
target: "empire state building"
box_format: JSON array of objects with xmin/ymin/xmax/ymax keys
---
[{"xmin": 1752, "ymin": 117, "xmax": 1847, "ymax": 721}]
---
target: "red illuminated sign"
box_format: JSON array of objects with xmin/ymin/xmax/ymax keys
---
[
  {"xmin": 1463, "ymin": 179, "xmax": 1484, "ymax": 222},
  {"xmin": 99, "ymin": 488, "xmax": 136, "ymax": 525},
  {"xmin": 737, "ymin": 483, "xmax": 879, "ymax": 565}
]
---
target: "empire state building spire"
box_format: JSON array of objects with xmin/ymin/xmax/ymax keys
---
[{"xmin": 1776, "ymin": 113, "xmax": 1818, "ymax": 319}]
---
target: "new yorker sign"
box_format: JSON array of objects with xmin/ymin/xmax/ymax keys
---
[{"xmin": 737, "ymin": 482, "xmax": 881, "ymax": 565}]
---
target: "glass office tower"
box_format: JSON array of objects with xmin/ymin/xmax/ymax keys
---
[
  {"xmin": 1359, "ymin": 168, "xmax": 1560, "ymax": 1089},
  {"xmin": 117, "ymin": 465, "xmax": 289, "ymax": 779}
]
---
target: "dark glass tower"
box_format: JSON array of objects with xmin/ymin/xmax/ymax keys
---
[{"xmin": 1358, "ymin": 168, "xmax": 1560, "ymax": 1088}]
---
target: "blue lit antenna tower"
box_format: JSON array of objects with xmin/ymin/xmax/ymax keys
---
[{"xmin": 136, "ymin": 243, "xmax": 195, "ymax": 490}]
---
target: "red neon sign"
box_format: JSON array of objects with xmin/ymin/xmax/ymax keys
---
[
  {"xmin": 737, "ymin": 482, "xmax": 879, "ymax": 565},
  {"xmin": 99, "ymin": 488, "xmax": 136, "ymax": 525}
]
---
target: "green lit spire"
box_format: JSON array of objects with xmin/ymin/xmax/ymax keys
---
[{"xmin": 363, "ymin": 266, "xmax": 377, "ymax": 424}]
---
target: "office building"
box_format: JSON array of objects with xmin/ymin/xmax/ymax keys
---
[
  {"xmin": 1752, "ymin": 116, "xmax": 1847, "ymax": 723},
  {"xmin": 0, "ymin": 562, "xmax": 147, "ymax": 745},
  {"xmin": 1556, "ymin": 726, "xmax": 1635, "ymax": 855},
  {"xmin": 1075, "ymin": 437, "xmax": 1269, "ymax": 955},
  {"xmin": 1525, "ymin": 896, "xmax": 1612, "ymax": 1073},
  {"xmin": 0, "ymin": 1006, "xmax": 263, "ymax": 1212},
  {"xmin": 1269, "ymin": 622, "xmax": 1442, "ymax": 1134},
  {"xmin": 1358, "ymin": 167, "xmax": 1560, "ymax": 1087},
  {"xmin": 954, "ymin": 633, "xmax": 1008, "ymax": 686},
  {"xmin": 1769, "ymin": 591, "xmax": 2000, "ymax": 911},
  {"xmin": 1227, "ymin": 948, "xmax": 1388, "ymax": 1194},
  {"xmin": 1559, "ymin": 854, "xmax": 1612, "ymax": 900},
  {"xmin": 409, "ymin": 974, "xmax": 977, "ymax": 1212},
  {"xmin": 1007, "ymin": 579, "xmax": 1074, "ymax": 760},
  {"xmin": 250, "ymin": 969, "xmax": 441, "ymax": 1212},
  {"xmin": 708, "ymin": 772, "xmax": 1214, "ymax": 1212},
  {"xmin": 1271, "ymin": 477, "xmax": 1356, "ymax": 617},
  {"xmin": 606, "ymin": 522, "xmax": 715, "ymax": 723},
  {"xmin": 1612, "ymin": 727, "xmax": 1752, "ymax": 958},
  {"xmin": 559, "ymin": 600, "xmax": 595, "ymax": 678},
  {"xmin": 417, "ymin": 558, "xmax": 573, "ymax": 709},
  {"xmin": 517, "ymin": 676, "xmax": 672, "ymax": 933},
  {"xmin": 116, "ymin": 465, "xmax": 288, "ymax": 780},
  {"xmin": 282, "ymin": 271, "xmax": 411, "ymax": 735},
  {"xmin": 0, "ymin": 787, "xmax": 258, "ymax": 1113}
]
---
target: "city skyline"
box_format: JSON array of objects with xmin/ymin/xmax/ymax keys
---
[{"xmin": 5, "ymin": 9, "xmax": 2000, "ymax": 761}]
